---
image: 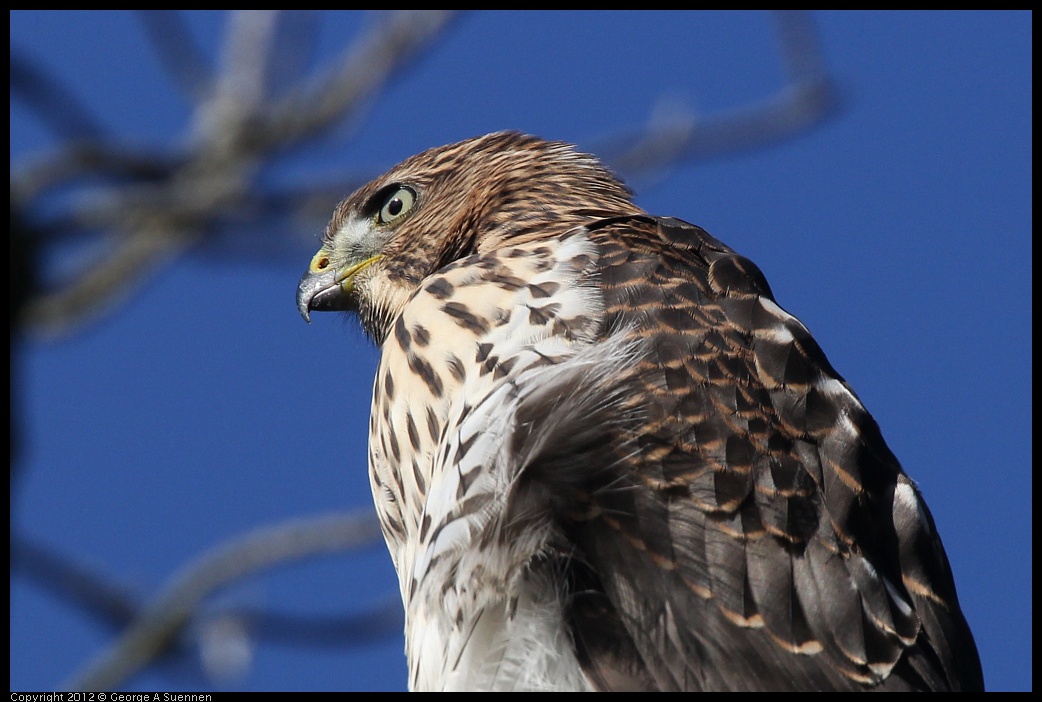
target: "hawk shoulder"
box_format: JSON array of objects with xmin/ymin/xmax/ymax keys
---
[{"xmin": 550, "ymin": 215, "xmax": 982, "ymax": 691}]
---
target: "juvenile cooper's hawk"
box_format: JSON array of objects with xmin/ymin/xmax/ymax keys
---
[{"xmin": 296, "ymin": 132, "xmax": 983, "ymax": 691}]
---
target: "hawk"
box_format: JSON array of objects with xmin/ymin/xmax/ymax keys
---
[{"xmin": 296, "ymin": 131, "xmax": 983, "ymax": 691}]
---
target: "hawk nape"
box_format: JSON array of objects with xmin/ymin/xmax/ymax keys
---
[{"xmin": 296, "ymin": 131, "xmax": 983, "ymax": 691}]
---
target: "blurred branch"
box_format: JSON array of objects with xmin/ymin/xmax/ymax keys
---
[
  {"xmin": 11, "ymin": 10, "xmax": 462, "ymax": 338},
  {"xmin": 12, "ymin": 522, "xmax": 402, "ymax": 658},
  {"xmin": 13, "ymin": 535, "xmax": 141, "ymax": 630},
  {"xmin": 13, "ymin": 144, "xmax": 180, "ymax": 205},
  {"xmin": 136, "ymin": 11, "xmax": 215, "ymax": 102},
  {"xmin": 257, "ymin": 10, "xmax": 457, "ymax": 149},
  {"xmin": 10, "ymin": 54, "xmax": 106, "ymax": 140},
  {"xmin": 598, "ymin": 10, "xmax": 838, "ymax": 179},
  {"xmin": 54, "ymin": 511, "xmax": 385, "ymax": 691}
]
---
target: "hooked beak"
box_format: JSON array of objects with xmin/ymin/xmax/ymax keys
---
[{"xmin": 296, "ymin": 252, "xmax": 382, "ymax": 323}]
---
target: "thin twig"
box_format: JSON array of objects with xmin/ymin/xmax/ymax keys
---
[{"xmin": 597, "ymin": 11, "xmax": 838, "ymax": 179}]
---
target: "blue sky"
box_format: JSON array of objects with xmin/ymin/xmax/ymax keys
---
[{"xmin": 10, "ymin": 11, "xmax": 1031, "ymax": 692}]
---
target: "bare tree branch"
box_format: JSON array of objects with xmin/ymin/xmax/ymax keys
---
[
  {"xmin": 61, "ymin": 511, "xmax": 384, "ymax": 691},
  {"xmin": 11, "ymin": 11, "xmax": 463, "ymax": 337},
  {"xmin": 10, "ymin": 54, "xmax": 106, "ymax": 140},
  {"xmin": 774, "ymin": 9, "xmax": 830, "ymax": 86},
  {"xmin": 13, "ymin": 531, "xmax": 401, "ymax": 658},
  {"xmin": 11, "ymin": 143, "xmax": 179, "ymax": 206},
  {"xmin": 12, "ymin": 535, "xmax": 140, "ymax": 631},
  {"xmin": 258, "ymin": 11, "xmax": 460, "ymax": 150},
  {"xmin": 201, "ymin": 11, "xmax": 282, "ymax": 138},
  {"xmin": 597, "ymin": 11, "xmax": 838, "ymax": 179},
  {"xmin": 135, "ymin": 10, "xmax": 215, "ymax": 103}
]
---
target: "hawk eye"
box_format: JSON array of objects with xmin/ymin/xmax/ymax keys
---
[{"xmin": 376, "ymin": 186, "xmax": 417, "ymax": 225}]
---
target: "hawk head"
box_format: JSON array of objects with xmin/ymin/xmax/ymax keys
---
[{"xmin": 296, "ymin": 131, "xmax": 641, "ymax": 341}]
